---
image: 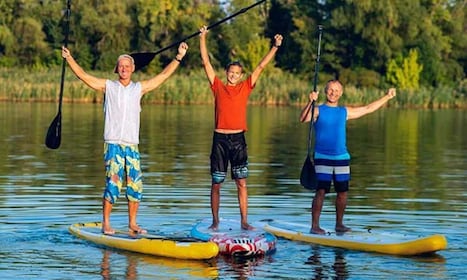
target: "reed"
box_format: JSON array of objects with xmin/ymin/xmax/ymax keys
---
[{"xmin": 0, "ymin": 67, "xmax": 464, "ymax": 108}]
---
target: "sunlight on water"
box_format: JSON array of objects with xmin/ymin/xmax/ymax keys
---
[{"xmin": 0, "ymin": 103, "xmax": 465, "ymax": 279}]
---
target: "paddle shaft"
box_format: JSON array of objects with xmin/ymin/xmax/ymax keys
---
[
  {"xmin": 130, "ymin": 0, "xmax": 266, "ymax": 68},
  {"xmin": 58, "ymin": 0, "xmax": 71, "ymax": 113},
  {"xmin": 45, "ymin": 0, "xmax": 71, "ymax": 149},
  {"xmin": 306, "ymin": 26, "xmax": 323, "ymax": 156}
]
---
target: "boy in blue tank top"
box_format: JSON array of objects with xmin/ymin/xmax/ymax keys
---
[{"xmin": 300, "ymin": 80, "xmax": 396, "ymax": 234}]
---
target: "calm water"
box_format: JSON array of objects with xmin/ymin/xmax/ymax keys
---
[{"xmin": 0, "ymin": 102, "xmax": 465, "ymax": 279}]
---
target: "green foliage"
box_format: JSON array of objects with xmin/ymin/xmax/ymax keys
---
[
  {"xmin": 386, "ymin": 49, "xmax": 423, "ymax": 91},
  {"xmin": 14, "ymin": 17, "xmax": 50, "ymax": 67},
  {"xmin": 1, "ymin": 66, "xmax": 464, "ymax": 108},
  {"xmin": 339, "ymin": 68, "xmax": 381, "ymax": 88},
  {"xmin": 0, "ymin": 25, "xmax": 14, "ymax": 58},
  {"xmin": 330, "ymin": 0, "xmax": 402, "ymax": 71},
  {"xmin": 236, "ymin": 37, "xmax": 271, "ymax": 73},
  {"xmin": 0, "ymin": 0, "xmax": 464, "ymax": 90}
]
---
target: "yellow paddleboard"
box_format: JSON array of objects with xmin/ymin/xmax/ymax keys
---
[
  {"xmin": 69, "ymin": 222, "xmax": 219, "ymax": 260},
  {"xmin": 263, "ymin": 220, "xmax": 447, "ymax": 256}
]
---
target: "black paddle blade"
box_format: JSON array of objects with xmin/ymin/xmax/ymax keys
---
[
  {"xmin": 45, "ymin": 113, "xmax": 62, "ymax": 149},
  {"xmin": 130, "ymin": 52, "xmax": 157, "ymax": 72},
  {"xmin": 300, "ymin": 156, "xmax": 317, "ymax": 190}
]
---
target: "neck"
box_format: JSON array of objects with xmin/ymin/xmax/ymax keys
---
[
  {"xmin": 119, "ymin": 78, "xmax": 131, "ymax": 86},
  {"xmin": 326, "ymin": 100, "xmax": 339, "ymax": 107}
]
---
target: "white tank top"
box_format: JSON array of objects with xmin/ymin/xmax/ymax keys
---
[{"xmin": 103, "ymin": 80, "xmax": 142, "ymax": 145}]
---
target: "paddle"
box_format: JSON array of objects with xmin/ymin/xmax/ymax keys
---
[
  {"xmin": 45, "ymin": 0, "xmax": 71, "ymax": 149},
  {"xmin": 300, "ymin": 25, "xmax": 323, "ymax": 190},
  {"xmin": 130, "ymin": 0, "xmax": 267, "ymax": 71}
]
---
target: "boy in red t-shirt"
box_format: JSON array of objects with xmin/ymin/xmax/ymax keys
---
[{"xmin": 199, "ymin": 25, "xmax": 283, "ymax": 230}]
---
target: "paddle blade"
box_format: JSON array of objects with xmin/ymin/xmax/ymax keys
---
[
  {"xmin": 45, "ymin": 113, "xmax": 62, "ymax": 149},
  {"xmin": 300, "ymin": 156, "xmax": 317, "ymax": 190},
  {"xmin": 130, "ymin": 52, "xmax": 157, "ymax": 72}
]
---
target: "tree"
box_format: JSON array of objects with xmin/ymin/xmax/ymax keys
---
[
  {"xmin": 386, "ymin": 49, "xmax": 423, "ymax": 91},
  {"xmin": 217, "ymin": 0, "xmax": 270, "ymax": 72},
  {"xmin": 13, "ymin": 17, "xmax": 49, "ymax": 67},
  {"xmin": 68, "ymin": 0, "xmax": 132, "ymax": 70}
]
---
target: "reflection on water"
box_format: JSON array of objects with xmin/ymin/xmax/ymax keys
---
[
  {"xmin": 100, "ymin": 250, "xmax": 219, "ymax": 280},
  {"xmin": 306, "ymin": 246, "xmax": 348, "ymax": 280},
  {"xmin": 218, "ymin": 255, "xmax": 272, "ymax": 280},
  {"xmin": 0, "ymin": 103, "xmax": 465, "ymax": 279}
]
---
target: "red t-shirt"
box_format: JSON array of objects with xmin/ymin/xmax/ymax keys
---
[{"xmin": 211, "ymin": 76, "xmax": 255, "ymax": 131}]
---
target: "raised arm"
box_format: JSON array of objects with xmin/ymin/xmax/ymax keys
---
[
  {"xmin": 346, "ymin": 88, "xmax": 397, "ymax": 120},
  {"xmin": 299, "ymin": 91, "xmax": 319, "ymax": 123},
  {"xmin": 250, "ymin": 34, "xmax": 283, "ymax": 85},
  {"xmin": 62, "ymin": 46, "xmax": 106, "ymax": 92},
  {"xmin": 199, "ymin": 26, "xmax": 216, "ymax": 85},
  {"xmin": 140, "ymin": 42, "xmax": 188, "ymax": 94}
]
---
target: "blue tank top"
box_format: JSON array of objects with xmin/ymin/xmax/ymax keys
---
[{"xmin": 314, "ymin": 104, "xmax": 350, "ymax": 159}]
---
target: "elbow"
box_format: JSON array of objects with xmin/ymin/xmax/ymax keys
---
[{"xmin": 201, "ymin": 58, "xmax": 210, "ymax": 66}]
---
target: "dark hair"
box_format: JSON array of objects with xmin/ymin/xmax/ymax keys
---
[
  {"xmin": 324, "ymin": 79, "xmax": 343, "ymax": 92},
  {"xmin": 225, "ymin": 61, "xmax": 243, "ymax": 72}
]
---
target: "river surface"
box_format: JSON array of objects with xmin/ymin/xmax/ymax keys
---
[{"xmin": 0, "ymin": 102, "xmax": 465, "ymax": 279}]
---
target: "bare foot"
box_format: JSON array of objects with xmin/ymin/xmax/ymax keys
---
[
  {"xmin": 102, "ymin": 226, "xmax": 115, "ymax": 235},
  {"xmin": 208, "ymin": 223, "xmax": 218, "ymax": 231},
  {"xmin": 129, "ymin": 225, "xmax": 147, "ymax": 234},
  {"xmin": 241, "ymin": 223, "xmax": 255, "ymax": 230},
  {"xmin": 335, "ymin": 225, "xmax": 351, "ymax": 233},
  {"xmin": 310, "ymin": 227, "xmax": 326, "ymax": 235}
]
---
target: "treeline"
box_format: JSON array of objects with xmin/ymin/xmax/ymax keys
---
[{"xmin": 0, "ymin": 0, "xmax": 465, "ymax": 92}]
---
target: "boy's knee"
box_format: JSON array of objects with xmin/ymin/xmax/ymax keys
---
[{"xmin": 212, "ymin": 171, "xmax": 226, "ymax": 184}]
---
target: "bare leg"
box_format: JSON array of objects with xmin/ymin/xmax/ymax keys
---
[
  {"xmin": 128, "ymin": 200, "xmax": 146, "ymax": 234},
  {"xmin": 335, "ymin": 191, "xmax": 351, "ymax": 233},
  {"xmin": 209, "ymin": 183, "xmax": 221, "ymax": 230},
  {"xmin": 311, "ymin": 189, "xmax": 326, "ymax": 234},
  {"xmin": 236, "ymin": 178, "xmax": 253, "ymax": 230},
  {"xmin": 102, "ymin": 198, "xmax": 115, "ymax": 234}
]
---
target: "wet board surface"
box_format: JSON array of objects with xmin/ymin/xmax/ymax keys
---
[
  {"xmin": 262, "ymin": 219, "xmax": 447, "ymax": 256},
  {"xmin": 69, "ymin": 222, "xmax": 219, "ymax": 260},
  {"xmin": 190, "ymin": 218, "xmax": 276, "ymax": 258}
]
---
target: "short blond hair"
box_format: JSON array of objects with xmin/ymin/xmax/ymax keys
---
[{"xmin": 113, "ymin": 54, "xmax": 135, "ymax": 73}]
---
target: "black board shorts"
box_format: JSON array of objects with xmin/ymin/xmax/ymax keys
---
[{"xmin": 210, "ymin": 131, "xmax": 248, "ymax": 183}]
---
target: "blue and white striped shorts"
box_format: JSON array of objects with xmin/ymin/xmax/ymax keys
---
[{"xmin": 314, "ymin": 158, "xmax": 350, "ymax": 192}]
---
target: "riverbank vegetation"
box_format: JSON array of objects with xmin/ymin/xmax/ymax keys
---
[
  {"xmin": 1, "ymin": 67, "xmax": 465, "ymax": 108},
  {"xmin": 0, "ymin": 0, "xmax": 465, "ymax": 108}
]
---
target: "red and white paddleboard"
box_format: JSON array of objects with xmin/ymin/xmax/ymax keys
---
[{"xmin": 190, "ymin": 218, "xmax": 276, "ymax": 258}]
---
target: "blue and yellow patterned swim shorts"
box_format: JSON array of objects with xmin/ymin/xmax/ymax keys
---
[{"xmin": 103, "ymin": 143, "xmax": 143, "ymax": 204}]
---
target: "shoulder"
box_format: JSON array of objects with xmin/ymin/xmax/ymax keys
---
[
  {"xmin": 106, "ymin": 79, "xmax": 117, "ymax": 86},
  {"xmin": 213, "ymin": 76, "xmax": 222, "ymax": 84},
  {"xmin": 245, "ymin": 76, "xmax": 254, "ymax": 87},
  {"xmin": 211, "ymin": 76, "xmax": 223, "ymax": 89}
]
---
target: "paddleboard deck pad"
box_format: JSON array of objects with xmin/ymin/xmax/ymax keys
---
[
  {"xmin": 69, "ymin": 222, "xmax": 219, "ymax": 260},
  {"xmin": 190, "ymin": 218, "xmax": 276, "ymax": 258},
  {"xmin": 263, "ymin": 220, "xmax": 447, "ymax": 256}
]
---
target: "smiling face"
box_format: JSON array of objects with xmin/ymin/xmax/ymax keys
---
[
  {"xmin": 324, "ymin": 80, "xmax": 343, "ymax": 105},
  {"xmin": 114, "ymin": 55, "xmax": 135, "ymax": 81},
  {"xmin": 225, "ymin": 64, "xmax": 244, "ymax": 85}
]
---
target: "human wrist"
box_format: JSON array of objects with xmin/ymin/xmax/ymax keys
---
[{"xmin": 174, "ymin": 55, "xmax": 183, "ymax": 62}]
